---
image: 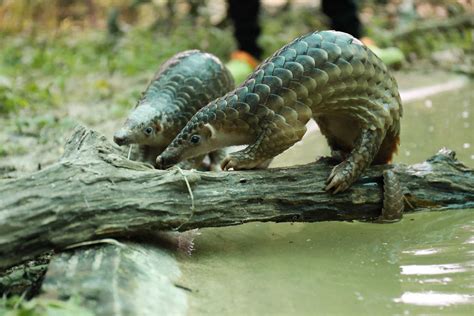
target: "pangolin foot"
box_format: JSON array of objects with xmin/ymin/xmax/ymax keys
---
[
  {"xmin": 325, "ymin": 161, "xmax": 354, "ymax": 194},
  {"xmin": 221, "ymin": 154, "xmax": 262, "ymax": 170}
]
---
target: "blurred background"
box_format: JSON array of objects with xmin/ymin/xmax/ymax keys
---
[
  {"xmin": 0, "ymin": 0, "xmax": 474, "ymax": 171},
  {"xmin": 1, "ymin": 2, "xmax": 474, "ymax": 315},
  {"xmin": 0, "ymin": 0, "xmax": 472, "ymax": 171}
]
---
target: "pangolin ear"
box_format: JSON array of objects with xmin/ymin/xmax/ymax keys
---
[
  {"xmin": 203, "ymin": 123, "xmax": 216, "ymax": 139},
  {"xmin": 154, "ymin": 122, "xmax": 161, "ymax": 132}
]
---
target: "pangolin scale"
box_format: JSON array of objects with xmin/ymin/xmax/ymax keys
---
[
  {"xmin": 113, "ymin": 50, "xmax": 234, "ymax": 168},
  {"xmin": 157, "ymin": 31, "xmax": 403, "ymax": 193}
]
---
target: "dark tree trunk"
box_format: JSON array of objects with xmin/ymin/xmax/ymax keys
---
[{"xmin": 0, "ymin": 125, "xmax": 473, "ymax": 269}]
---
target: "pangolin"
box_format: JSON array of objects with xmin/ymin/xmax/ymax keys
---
[
  {"xmin": 113, "ymin": 50, "xmax": 234, "ymax": 168},
  {"xmin": 156, "ymin": 31, "xmax": 403, "ymax": 198}
]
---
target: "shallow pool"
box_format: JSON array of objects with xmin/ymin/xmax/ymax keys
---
[{"xmin": 179, "ymin": 78, "xmax": 473, "ymax": 315}]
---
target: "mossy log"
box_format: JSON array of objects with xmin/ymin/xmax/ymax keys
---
[{"xmin": 0, "ymin": 125, "xmax": 473, "ymax": 269}]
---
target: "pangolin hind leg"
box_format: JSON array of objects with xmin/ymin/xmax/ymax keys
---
[
  {"xmin": 325, "ymin": 128, "xmax": 385, "ymax": 193},
  {"xmin": 221, "ymin": 123, "xmax": 306, "ymax": 170},
  {"xmin": 373, "ymin": 127, "xmax": 400, "ymax": 165},
  {"xmin": 314, "ymin": 115, "xmax": 355, "ymax": 163}
]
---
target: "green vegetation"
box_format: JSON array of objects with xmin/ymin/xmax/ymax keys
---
[
  {"xmin": 0, "ymin": 296, "xmax": 93, "ymax": 316},
  {"xmin": 1, "ymin": 1, "xmax": 470, "ymax": 116},
  {"xmin": 0, "ymin": 23, "xmax": 235, "ymax": 116},
  {"xmin": 0, "ymin": 1, "xmax": 470, "ymax": 176}
]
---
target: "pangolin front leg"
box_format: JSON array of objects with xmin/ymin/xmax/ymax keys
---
[
  {"xmin": 221, "ymin": 123, "xmax": 306, "ymax": 170},
  {"xmin": 326, "ymin": 128, "xmax": 384, "ymax": 193},
  {"xmin": 221, "ymin": 130, "xmax": 274, "ymax": 170}
]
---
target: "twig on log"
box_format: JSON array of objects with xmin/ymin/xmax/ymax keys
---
[{"xmin": 0, "ymin": 125, "xmax": 473, "ymax": 269}]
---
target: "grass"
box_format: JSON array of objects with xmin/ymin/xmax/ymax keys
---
[
  {"xmin": 0, "ymin": 5, "xmax": 332, "ymax": 117},
  {"xmin": 0, "ymin": 21, "xmax": 239, "ymax": 173},
  {"xmin": 0, "ymin": 295, "xmax": 94, "ymax": 316},
  {"xmin": 0, "ymin": 22, "xmax": 235, "ymax": 116}
]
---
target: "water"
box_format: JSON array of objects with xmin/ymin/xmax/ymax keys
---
[
  {"xmin": 181, "ymin": 211, "xmax": 472, "ymax": 315},
  {"xmin": 179, "ymin": 80, "xmax": 473, "ymax": 315}
]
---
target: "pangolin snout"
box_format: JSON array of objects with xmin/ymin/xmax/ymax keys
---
[
  {"xmin": 156, "ymin": 152, "xmax": 179, "ymax": 169},
  {"xmin": 156, "ymin": 155, "xmax": 165, "ymax": 169},
  {"xmin": 113, "ymin": 129, "xmax": 130, "ymax": 146}
]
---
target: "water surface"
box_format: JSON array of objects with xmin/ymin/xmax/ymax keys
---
[{"xmin": 180, "ymin": 78, "xmax": 473, "ymax": 315}]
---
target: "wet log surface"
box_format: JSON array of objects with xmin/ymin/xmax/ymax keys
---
[{"xmin": 0, "ymin": 125, "xmax": 473, "ymax": 269}]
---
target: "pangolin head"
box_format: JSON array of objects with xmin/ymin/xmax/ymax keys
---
[
  {"xmin": 113, "ymin": 103, "xmax": 167, "ymax": 147},
  {"xmin": 156, "ymin": 109, "xmax": 217, "ymax": 169}
]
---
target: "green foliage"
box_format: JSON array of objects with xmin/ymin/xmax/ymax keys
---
[
  {"xmin": 0, "ymin": 81, "xmax": 57, "ymax": 115},
  {"xmin": 0, "ymin": 24, "xmax": 234, "ymax": 116},
  {"xmin": 0, "ymin": 85, "xmax": 28, "ymax": 114},
  {"xmin": 259, "ymin": 8, "xmax": 327, "ymax": 58},
  {"xmin": 0, "ymin": 142, "xmax": 27, "ymax": 157},
  {"xmin": 0, "ymin": 296, "xmax": 94, "ymax": 316}
]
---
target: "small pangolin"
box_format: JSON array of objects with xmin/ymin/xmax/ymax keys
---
[
  {"xmin": 113, "ymin": 50, "xmax": 234, "ymax": 168},
  {"xmin": 157, "ymin": 31, "xmax": 403, "ymax": 198}
]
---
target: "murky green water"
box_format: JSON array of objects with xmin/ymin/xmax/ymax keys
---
[{"xmin": 180, "ymin": 80, "xmax": 473, "ymax": 315}]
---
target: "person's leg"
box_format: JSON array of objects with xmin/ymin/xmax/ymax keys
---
[
  {"xmin": 227, "ymin": 0, "xmax": 263, "ymax": 59},
  {"xmin": 321, "ymin": 0, "xmax": 362, "ymax": 39}
]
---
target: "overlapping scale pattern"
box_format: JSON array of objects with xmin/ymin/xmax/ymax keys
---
[
  {"xmin": 176, "ymin": 30, "xmax": 401, "ymax": 146},
  {"xmin": 165, "ymin": 31, "xmax": 402, "ymax": 191},
  {"xmin": 140, "ymin": 50, "xmax": 234, "ymax": 136}
]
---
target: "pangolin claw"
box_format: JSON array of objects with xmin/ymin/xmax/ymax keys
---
[
  {"xmin": 221, "ymin": 156, "xmax": 238, "ymax": 171},
  {"xmin": 325, "ymin": 162, "xmax": 352, "ymax": 194},
  {"xmin": 221, "ymin": 153, "xmax": 265, "ymax": 171}
]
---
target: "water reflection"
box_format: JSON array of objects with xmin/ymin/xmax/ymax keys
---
[
  {"xmin": 398, "ymin": 83, "xmax": 474, "ymax": 166},
  {"xmin": 402, "ymin": 248, "xmax": 439, "ymax": 256},
  {"xmin": 396, "ymin": 209, "xmax": 474, "ymax": 313},
  {"xmin": 401, "ymin": 263, "xmax": 468, "ymax": 275},
  {"xmin": 395, "ymin": 292, "xmax": 474, "ymax": 306},
  {"xmin": 181, "ymin": 210, "xmax": 473, "ymax": 315}
]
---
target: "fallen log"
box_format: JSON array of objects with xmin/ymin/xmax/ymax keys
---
[
  {"xmin": 0, "ymin": 125, "xmax": 473, "ymax": 269},
  {"xmin": 40, "ymin": 241, "xmax": 187, "ymax": 315}
]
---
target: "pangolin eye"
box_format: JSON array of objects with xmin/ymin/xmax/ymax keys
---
[
  {"xmin": 190, "ymin": 135, "xmax": 201, "ymax": 144},
  {"xmin": 144, "ymin": 127, "xmax": 153, "ymax": 135}
]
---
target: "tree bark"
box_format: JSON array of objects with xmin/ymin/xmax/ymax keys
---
[
  {"xmin": 40, "ymin": 241, "xmax": 188, "ymax": 316},
  {"xmin": 0, "ymin": 125, "xmax": 473, "ymax": 269}
]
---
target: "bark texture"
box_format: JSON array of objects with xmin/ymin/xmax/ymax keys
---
[
  {"xmin": 40, "ymin": 241, "xmax": 187, "ymax": 316},
  {"xmin": 0, "ymin": 125, "xmax": 473, "ymax": 269}
]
